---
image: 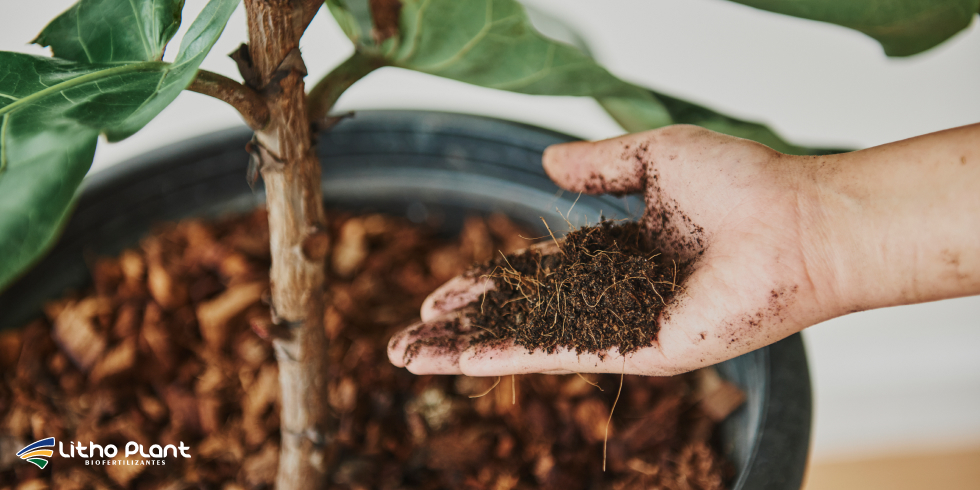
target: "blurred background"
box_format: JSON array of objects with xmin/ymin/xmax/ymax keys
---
[{"xmin": 4, "ymin": 1, "xmax": 979, "ymax": 488}]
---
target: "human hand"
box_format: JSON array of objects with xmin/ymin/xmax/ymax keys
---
[{"xmin": 387, "ymin": 125, "xmax": 847, "ymax": 376}]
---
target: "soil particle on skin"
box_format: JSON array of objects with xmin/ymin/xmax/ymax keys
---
[
  {"xmin": 467, "ymin": 220, "xmax": 691, "ymax": 357},
  {"xmin": 718, "ymin": 286, "xmax": 798, "ymax": 350},
  {"xmin": 643, "ymin": 170, "xmax": 706, "ymax": 261},
  {"xmin": 402, "ymin": 317, "xmax": 467, "ymax": 366},
  {"xmin": 0, "ymin": 210, "xmax": 734, "ymax": 490}
]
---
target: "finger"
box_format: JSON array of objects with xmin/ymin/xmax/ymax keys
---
[
  {"xmin": 420, "ymin": 240, "xmax": 563, "ymax": 321},
  {"xmin": 387, "ymin": 311, "xmax": 478, "ymax": 374},
  {"xmin": 542, "ymin": 133, "xmax": 649, "ymax": 195},
  {"xmin": 458, "ymin": 340, "xmax": 688, "ymax": 377},
  {"xmin": 529, "ymin": 239, "xmax": 561, "ymax": 256},
  {"xmin": 421, "ymin": 275, "xmax": 494, "ymax": 322}
]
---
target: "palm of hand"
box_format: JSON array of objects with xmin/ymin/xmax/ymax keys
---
[{"xmin": 389, "ymin": 126, "xmax": 834, "ymax": 376}]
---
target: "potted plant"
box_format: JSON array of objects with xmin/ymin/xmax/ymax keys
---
[{"xmin": 0, "ymin": 0, "xmax": 972, "ymax": 488}]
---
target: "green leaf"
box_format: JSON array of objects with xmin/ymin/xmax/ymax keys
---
[
  {"xmin": 105, "ymin": 0, "xmax": 240, "ymax": 140},
  {"xmin": 33, "ymin": 0, "xmax": 185, "ymax": 63},
  {"xmin": 725, "ymin": 0, "xmax": 979, "ymax": 56},
  {"xmin": 326, "ymin": 0, "xmax": 370, "ymax": 44},
  {"xmin": 0, "ymin": 0, "xmax": 238, "ymax": 291},
  {"xmin": 328, "ymin": 0, "xmax": 672, "ymax": 127},
  {"xmin": 603, "ymin": 91, "xmax": 845, "ymax": 155},
  {"xmin": 323, "ymin": 0, "xmax": 840, "ymax": 154}
]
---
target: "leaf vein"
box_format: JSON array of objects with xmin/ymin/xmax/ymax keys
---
[
  {"xmin": 0, "ymin": 114, "xmax": 9, "ymax": 178},
  {"xmin": 128, "ymin": 0, "xmax": 154, "ymax": 60},
  {"xmin": 0, "ymin": 62, "xmax": 162, "ymax": 119},
  {"xmin": 397, "ymin": 0, "xmax": 435, "ymax": 62},
  {"xmin": 411, "ymin": 6, "xmax": 526, "ymax": 72},
  {"xmin": 487, "ymin": 41, "xmax": 559, "ymax": 91},
  {"xmin": 75, "ymin": 4, "xmax": 95, "ymax": 63}
]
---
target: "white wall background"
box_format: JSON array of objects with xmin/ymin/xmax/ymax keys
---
[{"xmin": 4, "ymin": 0, "xmax": 979, "ymax": 463}]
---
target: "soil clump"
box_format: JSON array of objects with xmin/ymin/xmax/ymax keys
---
[
  {"xmin": 0, "ymin": 210, "xmax": 735, "ymax": 490},
  {"xmin": 468, "ymin": 221, "xmax": 690, "ymax": 356}
]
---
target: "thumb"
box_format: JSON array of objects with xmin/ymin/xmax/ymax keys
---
[{"xmin": 542, "ymin": 133, "xmax": 649, "ymax": 195}]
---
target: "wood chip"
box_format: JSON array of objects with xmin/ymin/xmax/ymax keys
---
[
  {"xmin": 700, "ymin": 382, "xmax": 747, "ymax": 422},
  {"xmin": 242, "ymin": 442, "xmax": 279, "ymax": 488},
  {"xmin": 328, "ymin": 376, "xmax": 357, "ymax": 413},
  {"xmin": 119, "ymin": 250, "xmax": 146, "ymax": 283},
  {"xmin": 163, "ymin": 386, "xmax": 201, "ymax": 434},
  {"xmin": 0, "ymin": 435, "xmax": 22, "ymax": 470},
  {"xmin": 461, "ymin": 216, "xmax": 493, "ymax": 262},
  {"xmin": 137, "ymin": 392, "xmax": 168, "ymax": 422},
  {"xmin": 105, "ymin": 457, "xmax": 146, "ymax": 487},
  {"xmin": 695, "ymin": 367, "xmax": 746, "ymax": 421},
  {"xmin": 144, "ymin": 238, "xmax": 187, "ymax": 310},
  {"xmin": 139, "ymin": 303, "xmax": 175, "ymax": 370},
  {"xmin": 573, "ymin": 398, "xmax": 610, "ymax": 443},
  {"xmin": 0, "ymin": 331, "xmax": 21, "ymax": 370},
  {"xmin": 333, "ymin": 218, "xmax": 369, "ymax": 277},
  {"xmin": 89, "ymin": 338, "xmax": 136, "ymax": 384},
  {"xmin": 51, "ymin": 297, "xmax": 110, "ymax": 371},
  {"xmin": 323, "ymin": 306, "xmax": 344, "ymax": 341},
  {"xmin": 15, "ymin": 481, "xmax": 49, "ymax": 490},
  {"xmin": 196, "ymin": 282, "xmax": 265, "ymax": 350}
]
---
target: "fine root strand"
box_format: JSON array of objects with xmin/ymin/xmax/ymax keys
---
[
  {"xmin": 469, "ymin": 376, "xmax": 502, "ymax": 398},
  {"xmin": 603, "ymin": 358, "xmax": 626, "ymax": 472},
  {"xmin": 576, "ymin": 372, "xmax": 603, "ymax": 391},
  {"xmin": 540, "ymin": 217, "xmax": 567, "ymax": 257}
]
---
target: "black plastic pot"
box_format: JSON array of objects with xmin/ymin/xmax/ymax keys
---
[{"xmin": 0, "ymin": 111, "xmax": 811, "ymax": 489}]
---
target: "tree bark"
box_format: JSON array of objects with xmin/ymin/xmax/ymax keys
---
[{"xmin": 242, "ymin": 1, "xmax": 331, "ymax": 489}]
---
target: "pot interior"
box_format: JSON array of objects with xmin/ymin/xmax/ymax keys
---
[{"xmin": 0, "ymin": 110, "xmax": 808, "ymax": 489}]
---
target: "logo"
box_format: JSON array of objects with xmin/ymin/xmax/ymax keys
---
[
  {"xmin": 17, "ymin": 437, "xmax": 55, "ymax": 469},
  {"xmin": 13, "ymin": 437, "xmax": 193, "ymax": 469}
]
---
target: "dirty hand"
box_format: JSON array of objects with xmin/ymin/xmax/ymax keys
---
[{"xmin": 388, "ymin": 123, "xmax": 980, "ymax": 376}]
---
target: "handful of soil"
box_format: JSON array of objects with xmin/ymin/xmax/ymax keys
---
[{"xmin": 468, "ymin": 220, "xmax": 689, "ymax": 356}]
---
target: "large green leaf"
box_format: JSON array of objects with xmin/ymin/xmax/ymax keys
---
[
  {"xmin": 326, "ymin": 0, "xmax": 371, "ymax": 44},
  {"xmin": 327, "ymin": 0, "xmax": 838, "ymax": 155},
  {"xmin": 34, "ymin": 0, "xmax": 185, "ymax": 63},
  {"xmin": 104, "ymin": 0, "xmax": 241, "ymax": 141},
  {"xmin": 726, "ymin": 0, "xmax": 979, "ymax": 57},
  {"xmin": 329, "ymin": 0, "xmax": 672, "ymax": 127},
  {"xmin": 0, "ymin": 0, "xmax": 238, "ymax": 291},
  {"xmin": 602, "ymin": 91, "xmax": 845, "ymax": 156}
]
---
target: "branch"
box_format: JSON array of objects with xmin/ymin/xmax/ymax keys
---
[
  {"xmin": 188, "ymin": 70, "xmax": 270, "ymax": 130},
  {"xmin": 296, "ymin": 0, "xmax": 323, "ymax": 34},
  {"xmin": 306, "ymin": 52, "xmax": 386, "ymax": 123}
]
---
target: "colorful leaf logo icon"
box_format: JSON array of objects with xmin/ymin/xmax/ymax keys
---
[{"xmin": 16, "ymin": 437, "xmax": 55, "ymax": 469}]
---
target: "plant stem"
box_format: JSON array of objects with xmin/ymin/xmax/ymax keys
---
[
  {"xmin": 306, "ymin": 51, "xmax": 385, "ymax": 123},
  {"xmin": 188, "ymin": 70, "xmax": 270, "ymax": 130},
  {"xmin": 242, "ymin": 1, "xmax": 331, "ymax": 488}
]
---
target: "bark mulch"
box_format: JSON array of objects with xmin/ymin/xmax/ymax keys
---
[{"xmin": 0, "ymin": 209, "xmax": 742, "ymax": 490}]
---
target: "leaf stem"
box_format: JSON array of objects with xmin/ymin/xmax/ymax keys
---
[
  {"xmin": 188, "ymin": 69, "xmax": 270, "ymax": 129},
  {"xmin": 306, "ymin": 51, "xmax": 386, "ymax": 123}
]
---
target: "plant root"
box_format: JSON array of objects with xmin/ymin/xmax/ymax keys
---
[
  {"xmin": 603, "ymin": 358, "xmax": 626, "ymax": 472},
  {"xmin": 469, "ymin": 376, "xmax": 502, "ymax": 398}
]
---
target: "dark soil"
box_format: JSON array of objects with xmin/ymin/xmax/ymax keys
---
[
  {"xmin": 468, "ymin": 221, "xmax": 690, "ymax": 357},
  {"xmin": 0, "ymin": 210, "xmax": 737, "ymax": 490}
]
